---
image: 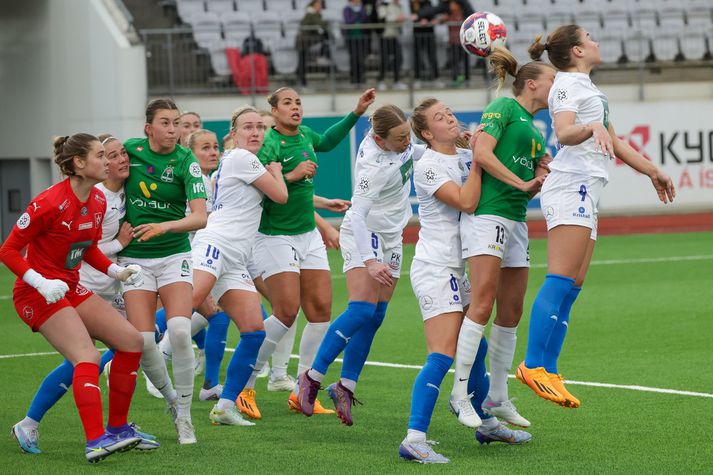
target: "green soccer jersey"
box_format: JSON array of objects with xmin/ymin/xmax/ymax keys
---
[
  {"xmin": 257, "ymin": 112, "xmax": 358, "ymax": 235},
  {"xmin": 120, "ymin": 138, "xmax": 208, "ymax": 257},
  {"xmin": 475, "ymin": 97, "xmax": 546, "ymax": 222}
]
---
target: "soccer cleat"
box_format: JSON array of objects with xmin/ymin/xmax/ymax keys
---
[
  {"xmin": 326, "ymin": 381, "xmax": 362, "ymax": 426},
  {"xmin": 476, "ymin": 422, "xmax": 532, "ymax": 445},
  {"xmin": 398, "ymin": 438, "xmax": 449, "ymax": 464},
  {"xmin": 85, "ymin": 431, "xmax": 140, "ymax": 463},
  {"xmin": 145, "ymin": 375, "xmax": 164, "ymax": 399},
  {"xmin": 296, "ymin": 372, "xmax": 321, "ymax": 417},
  {"xmin": 194, "ymin": 349, "xmax": 205, "ymax": 375},
  {"xmin": 267, "ymin": 374, "xmax": 296, "ymax": 392},
  {"xmin": 548, "ymin": 373, "xmax": 581, "ymax": 408},
  {"xmin": 481, "ymin": 397, "xmax": 531, "ymax": 427},
  {"xmin": 199, "ymin": 384, "xmax": 223, "ymax": 401},
  {"xmin": 257, "ymin": 362, "xmax": 270, "ymax": 379},
  {"xmin": 516, "ymin": 362, "xmax": 566, "ymax": 405},
  {"xmin": 288, "ymin": 393, "xmax": 335, "ymax": 415},
  {"xmin": 11, "ymin": 422, "xmax": 41, "ymax": 454},
  {"xmin": 236, "ymin": 389, "xmax": 262, "ymax": 420},
  {"xmin": 448, "ymin": 395, "xmax": 482, "ymax": 428},
  {"xmin": 209, "ymin": 405, "xmax": 256, "ymax": 426},
  {"xmin": 109, "ymin": 423, "xmax": 160, "ymax": 451},
  {"xmin": 175, "ymin": 417, "xmax": 197, "ymax": 445}
]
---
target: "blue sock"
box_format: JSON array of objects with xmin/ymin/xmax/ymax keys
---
[
  {"xmin": 203, "ymin": 311, "xmax": 231, "ymax": 388},
  {"xmin": 543, "ymin": 286, "xmax": 581, "ymax": 374},
  {"xmin": 99, "ymin": 349, "xmax": 115, "ymax": 373},
  {"xmin": 260, "ymin": 304, "xmax": 268, "ymax": 320},
  {"xmin": 27, "ymin": 359, "xmax": 74, "ymax": 422},
  {"xmin": 341, "ymin": 301, "xmax": 388, "ymax": 382},
  {"xmin": 154, "ymin": 308, "xmax": 167, "ymax": 343},
  {"xmin": 311, "ymin": 301, "xmax": 377, "ymax": 375},
  {"xmin": 408, "ymin": 352, "xmax": 453, "ymax": 432},
  {"xmin": 193, "ymin": 328, "xmax": 206, "ymax": 350},
  {"xmin": 220, "ymin": 331, "xmax": 266, "ymax": 401},
  {"xmin": 524, "ymin": 274, "xmax": 575, "ymax": 368},
  {"xmin": 468, "ymin": 337, "xmax": 493, "ymax": 420}
]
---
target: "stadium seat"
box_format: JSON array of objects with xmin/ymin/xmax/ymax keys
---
[
  {"xmin": 188, "ymin": 10, "xmax": 220, "ymax": 25},
  {"xmin": 265, "ymin": 0, "xmax": 295, "ymax": 11},
  {"xmin": 271, "ymin": 39, "xmax": 299, "ymax": 74},
  {"xmin": 546, "ymin": 11, "xmax": 574, "ymax": 30},
  {"xmin": 236, "ymin": 0, "xmax": 265, "ymax": 11},
  {"xmin": 598, "ymin": 34, "xmax": 624, "ymax": 63},
  {"xmin": 623, "ymin": 32, "xmax": 651, "ymax": 62},
  {"xmin": 192, "ymin": 15, "xmax": 223, "ymax": 48},
  {"xmin": 686, "ymin": 7, "xmax": 713, "ymax": 36},
  {"xmin": 508, "ymin": 37, "xmax": 533, "ymax": 64},
  {"xmin": 223, "ymin": 11, "xmax": 253, "ymax": 46},
  {"xmin": 629, "ymin": 8, "xmax": 658, "ymax": 33},
  {"xmin": 658, "ymin": 7, "xmax": 686, "ymax": 34},
  {"xmin": 321, "ymin": 7, "xmax": 342, "ymax": 23},
  {"xmin": 252, "ymin": 11, "xmax": 284, "ymax": 42},
  {"xmin": 209, "ymin": 42, "xmax": 231, "ymax": 75},
  {"xmin": 602, "ymin": 10, "xmax": 630, "ymax": 31},
  {"xmin": 517, "ymin": 15, "xmax": 546, "ymax": 38},
  {"xmin": 177, "ymin": 0, "xmax": 206, "ymax": 23},
  {"xmin": 205, "ymin": 0, "xmax": 235, "ymax": 15},
  {"xmin": 572, "ymin": 11, "xmax": 602, "ymax": 36},
  {"xmin": 679, "ymin": 33, "xmax": 708, "ymax": 60}
]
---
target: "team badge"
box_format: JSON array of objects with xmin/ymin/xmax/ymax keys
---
[
  {"xmin": 80, "ymin": 206, "xmax": 88, "ymax": 216},
  {"xmin": 423, "ymin": 167, "xmax": 437, "ymax": 184},
  {"xmin": 180, "ymin": 259, "xmax": 191, "ymax": 277},
  {"xmin": 16, "ymin": 212, "xmax": 30, "ymax": 229},
  {"xmin": 358, "ymin": 178, "xmax": 369, "ymax": 192},
  {"xmin": 161, "ymin": 165, "xmax": 175, "ymax": 183},
  {"xmin": 189, "ymin": 162, "xmax": 202, "ymax": 178},
  {"xmin": 22, "ymin": 306, "xmax": 34, "ymax": 320},
  {"xmin": 94, "ymin": 212, "xmax": 103, "ymax": 228},
  {"xmin": 556, "ymin": 89, "xmax": 567, "ymax": 101},
  {"xmin": 75, "ymin": 284, "xmax": 90, "ymax": 296}
]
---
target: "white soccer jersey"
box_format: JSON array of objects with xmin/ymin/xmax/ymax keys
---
[
  {"xmin": 342, "ymin": 133, "xmax": 414, "ymax": 234},
  {"xmin": 79, "ymin": 183, "xmax": 125, "ymax": 295},
  {"xmin": 549, "ymin": 71, "xmax": 611, "ymax": 180},
  {"xmin": 413, "ymin": 148, "xmax": 472, "ymax": 268},
  {"xmin": 193, "ymin": 148, "xmax": 267, "ymax": 261}
]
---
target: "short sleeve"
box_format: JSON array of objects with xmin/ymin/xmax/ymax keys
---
[
  {"xmin": 480, "ymin": 98, "xmax": 512, "ymax": 142},
  {"xmin": 257, "ymin": 131, "xmax": 279, "ymax": 165},
  {"xmin": 352, "ymin": 151, "xmax": 395, "ymax": 202},
  {"xmin": 182, "ymin": 153, "xmax": 209, "ymax": 201},
  {"xmin": 415, "ymin": 160, "xmax": 451, "ymax": 197},
  {"xmin": 232, "ymin": 151, "xmax": 268, "ymax": 185},
  {"xmin": 550, "ymin": 77, "xmax": 581, "ymax": 114}
]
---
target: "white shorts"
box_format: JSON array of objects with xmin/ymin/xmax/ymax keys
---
[
  {"xmin": 340, "ymin": 227, "xmax": 403, "ymax": 278},
  {"xmin": 95, "ymin": 291, "xmax": 127, "ymax": 318},
  {"xmin": 118, "ymin": 252, "xmax": 193, "ymax": 293},
  {"xmin": 253, "ymin": 229, "xmax": 330, "ymax": 280},
  {"xmin": 191, "ymin": 238, "xmax": 256, "ymax": 300},
  {"xmin": 410, "ymin": 259, "xmax": 472, "ymax": 321},
  {"xmin": 540, "ymin": 171, "xmax": 605, "ymax": 240},
  {"xmin": 461, "ymin": 214, "xmax": 530, "ymax": 268},
  {"xmin": 246, "ymin": 243, "xmax": 261, "ymax": 281}
]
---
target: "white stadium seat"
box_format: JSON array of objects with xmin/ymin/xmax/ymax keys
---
[{"xmin": 205, "ymin": 0, "xmax": 235, "ymax": 15}]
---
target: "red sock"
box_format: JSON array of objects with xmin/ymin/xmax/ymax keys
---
[
  {"xmin": 107, "ymin": 351, "xmax": 141, "ymax": 428},
  {"xmin": 72, "ymin": 362, "xmax": 104, "ymax": 441}
]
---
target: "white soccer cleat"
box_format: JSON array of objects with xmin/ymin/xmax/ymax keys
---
[
  {"xmin": 481, "ymin": 397, "xmax": 531, "ymax": 428},
  {"xmin": 257, "ymin": 361, "xmax": 270, "ymax": 379},
  {"xmin": 267, "ymin": 374, "xmax": 296, "ymax": 392},
  {"xmin": 209, "ymin": 405, "xmax": 256, "ymax": 426},
  {"xmin": 145, "ymin": 375, "xmax": 164, "ymax": 399},
  {"xmin": 175, "ymin": 417, "xmax": 197, "ymax": 445},
  {"xmin": 194, "ymin": 349, "xmax": 205, "ymax": 375},
  {"xmin": 448, "ymin": 395, "xmax": 482, "ymax": 428},
  {"xmin": 199, "ymin": 384, "xmax": 223, "ymax": 401}
]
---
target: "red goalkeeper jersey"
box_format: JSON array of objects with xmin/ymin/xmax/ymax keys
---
[{"xmin": 0, "ymin": 179, "xmax": 113, "ymax": 288}]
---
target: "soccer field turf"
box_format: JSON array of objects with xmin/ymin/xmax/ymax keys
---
[{"xmin": 1, "ymin": 231, "xmax": 712, "ymax": 473}]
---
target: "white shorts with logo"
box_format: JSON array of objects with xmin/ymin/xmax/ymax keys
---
[
  {"xmin": 540, "ymin": 170, "xmax": 606, "ymax": 240},
  {"xmin": 94, "ymin": 291, "xmax": 126, "ymax": 318},
  {"xmin": 410, "ymin": 259, "xmax": 472, "ymax": 321},
  {"xmin": 191, "ymin": 237, "xmax": 256, "ymax": 300},
  {"xmin": 461, "ymin": 214, "xmax": 530, "ymax": 268},
  {"xmin": 253, "ymin": 228, "xmax": 330, "ymax": 280},
  {"xmin": 118, "ymin": 252, "xmax": 193, "ymax": 293},
  {"xmin": 340, "ymin": 227, "xmax": 404, "ymax": 278}
]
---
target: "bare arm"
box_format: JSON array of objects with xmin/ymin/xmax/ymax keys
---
[
  {"xmin": 133, "ymin": 199, "xmax": 207, "ymax": 242},
  {"xmin": 473, "ymin": 132, "xmax": 545, "ymax": 193},
  {"xmin": 553, "ymin": 111, "xmax": 614, "ymax": 157},
  {"xmin": 433, "ymin": 162, "xmax": 483, "ymax": 213},
  {"xmin": 253, "ymin": 163, "xmax": 289, "ymax": 204}
]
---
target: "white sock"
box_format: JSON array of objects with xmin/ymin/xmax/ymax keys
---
[
  {"xmin": 158, "ymin": 332, "xmax": 173, "ymax": 360},
  {"xmin": 245, "ymin": 316, "xmax": 289, "ymax": 389},
  {"xmin": 271, "ymin": 319, "xmax": 297, "ymax": 380},
  {"xmin": 406, "ymin": 429, "xmax": 427, "ymax": 443},
  {"xmin": 451, "ymin": 318, "xmax": 485, "ymax": 400},
  {"xmin": 488, "ymin": 324, "xmax": 518, "ymax": 403},
  {"xmin": 307, "ymin": 368, "xmax": 325, "ymax": 383},
  {"xmin": 340, "ymin": 378, "xmax": 357, "ymax": 393},
  {"xmin": 20, "ymin": 416, "xmax": 39, "ymax": 429},
  {"xmin": 191, "ymin": 311, "xmax": 209, "ymax": 336},
  {"xmin": 140, "ymin": 332, "xmax": 176, "ymax": 401},
  {"xmin": 167, "ymin": 317, "xmax": 195, "ymax": 418},
  {"xmin": 480, "ymin": 416, "xmax": 500, "ymax": 430},
  {"xmin": 217, "ymin": 398, "xmax": 234, "ymax": 411},
  {"xmin": 297, "ymin": 322, "xmax": 330, "ymax": 378}
]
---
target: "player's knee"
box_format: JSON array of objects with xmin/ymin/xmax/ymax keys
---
[
  {"xmin": 79, "ymin": 347, "xmax": 102, "ymax": 366},
  {"xmin": 470, "ymin": 299, "xmax": 495, "ymax": 323},
  {"xmin": 273, "ymin": 302, "xmax": 300, "ymax": 323},
  {"xmin": 124, "ymin": 330, "xmax": 144, "ymax": 353},
  {"xmin": 167, "ymin": 317, "xmax": 192, "ymax": 351}
]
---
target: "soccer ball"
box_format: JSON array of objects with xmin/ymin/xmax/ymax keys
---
[{"xmin": 459, "ymin": 11, "xmax": 508, "ymax": 57}]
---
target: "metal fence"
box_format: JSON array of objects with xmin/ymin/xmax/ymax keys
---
[{"xmin": 140, "ymin": 21, "xmax": 713, "ymax": 107}]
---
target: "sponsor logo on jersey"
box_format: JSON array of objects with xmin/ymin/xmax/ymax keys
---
[
  {"xmin": 545, "ymin": 206, "xmax": 555, "ymax": 219},
  {"xmin": 419, "ymin": 295, "xmax": 434, "ymax": 311},
  {"xmin": 94, "ymin": 193, "xmax": 105, "ymax": 204},
  {"xmin": 399, "ymin": 158, "xmax": 413, "ymax": 185},
  {"xmin": 572, "ymin": 206, "xmax": 591, "ymax": 219},
  {"xmin": 32, "ymin": 202, "xmax": 40, "ymax": 211},
  {"xmin": 58, "ymin": 199, "xmax": 70, "ymax": 211},
  {"xmin": 16, "ymin": 213, "xmax": 31, "ymax": 229},
  {"xmin": 519, "ymin": 117, "xmax": 529, "ymax": 122},
  {"xmin": 78, "ymin": 222, "xmax": 93, "ymax": 231},
  {"xmin": 65, "ymin": 241, "xmax": 92, "ymax": 269},
  {"xmin": 189, "ymin": 162, "xmax": 202, "ymax": 178},
  {"xmin": 192, "ymin": 182, "xmax": 205, "ymax": 194},
  {"xmin": 161, "ymin": 166, "xmax": 175, "ymax": 183},
  {"xmin": 94, "ymin": 213, "xmax": 103, "ymax": 228},
  {"xmin": 139, "ymin": 181, "xmax": 159, "ymax": 198},
  {"xmin": 22, "ymin": 306, "xmax": 34, "ymax": 320},
  {"xmin": 284, "ymin": 155, "xmax": 294, "ymax": 162},
  {"xmin": 389, "ymin": 252, "xmax": 401, "ymax": 271},
  {"xmin": 136, "ymin": 146, "xmax": 144, "ymax": 152},
  {"xmin": 61, "ymin": 220, "xmax": 73, "ymax": 230},
  {"xmin": 511, "ymin": 155, "xmax": 534, "ymax": 171}
]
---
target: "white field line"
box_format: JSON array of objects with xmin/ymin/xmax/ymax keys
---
[{"xmin": 2, "ymin": 349, "xmax": 712, "ymax": 400}]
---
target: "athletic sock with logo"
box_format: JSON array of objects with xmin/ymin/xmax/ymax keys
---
[
  {"xmin": 72, "ymin": 362, "xmax": 104, "ymax": 442},
  {"xmin": 140, "ymin": 332, "xmax": 176, "ymax": 400},
  {"xmin": 451, "ymin": 318, "xmax": 485, "ymax": 400},
  {"xmin": 543, "ymin": 286, "xmax": 581, "ymax": 374},
  {"xmin": 408, "ymin": 353, "xmax": 453, "ymax": 433},
  {"xmin": 339, "ymin": 301, "xmax": 388, "ymax": 387},
  {"xmin": 107, "ymin": 351, "xmax": 141, "ymax": 428},
  {"xmin": 524, "ymin": 274, "xmax": 575, "ymax": 369}
]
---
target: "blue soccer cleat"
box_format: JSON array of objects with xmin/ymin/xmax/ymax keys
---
[
  {"xmin": 11, "ymin": 422, "xmax": 41, "ymax": 454},
  {"xmin": 85, "ymin": 431, "xmax": 141, "ymax": 463},
  {"xmin": 475, "ymin": 422, "xmax": 532, "ymax": 445},
  {"xmin": 107, "ymin": 423, "xmax": 160, "ymax": 450},
  {"xmin": 398, "ymin": 438, "xmax": 450, "ymax": 464}
]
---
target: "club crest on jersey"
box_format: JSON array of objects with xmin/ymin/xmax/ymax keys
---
[
  {"xmin": 423, "ymin": 167, "xmax": 437, "ymax": 184},
  {"xmin": 389, "ymin": 252, "xmax": 401, "ymax": 271},
  {"xmin": 75, "ymin": 284, "xmax": 90, "ymax": 296},
  {"xmin": 16, "ymin": 212, "xmax": 30, "ymax": 229},
  {"xmin": 189, "ymin": 162, "xmax": 202, "ymax": 178},
  {"xmin": 161, "ymin": 165, "xmax": 175, "ymax": 183},
  {"xmin": 80, "ymin": 206, "xmax": 88, "ymax": 216}
]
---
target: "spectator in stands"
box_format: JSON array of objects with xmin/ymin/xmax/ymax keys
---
[
  {"xmin": 410, "ymin": 1, "xmax": 441, "ymax": 85},
  {"xmin": 377, "ymin": 0, "xmax": 407, "ymax": 90},
  {"xmin": 343, "ymin": 0, "xmax": 370, "ymax": 85},
  {"xmin": 179, "ymin": 112, "xmax": 202, "ymax": 146},
  {"xmin": 296, "ymin": 0, "xmax": 331, "ymax": 88},
  {"xmin": 445, "ymin": 0, "xmax": 473, "ymax": 85}
]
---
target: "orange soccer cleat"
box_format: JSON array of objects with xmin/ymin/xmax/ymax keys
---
[{"xmin": 515, "ymin": 362, "xmax": 566, "ymax": 405}]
